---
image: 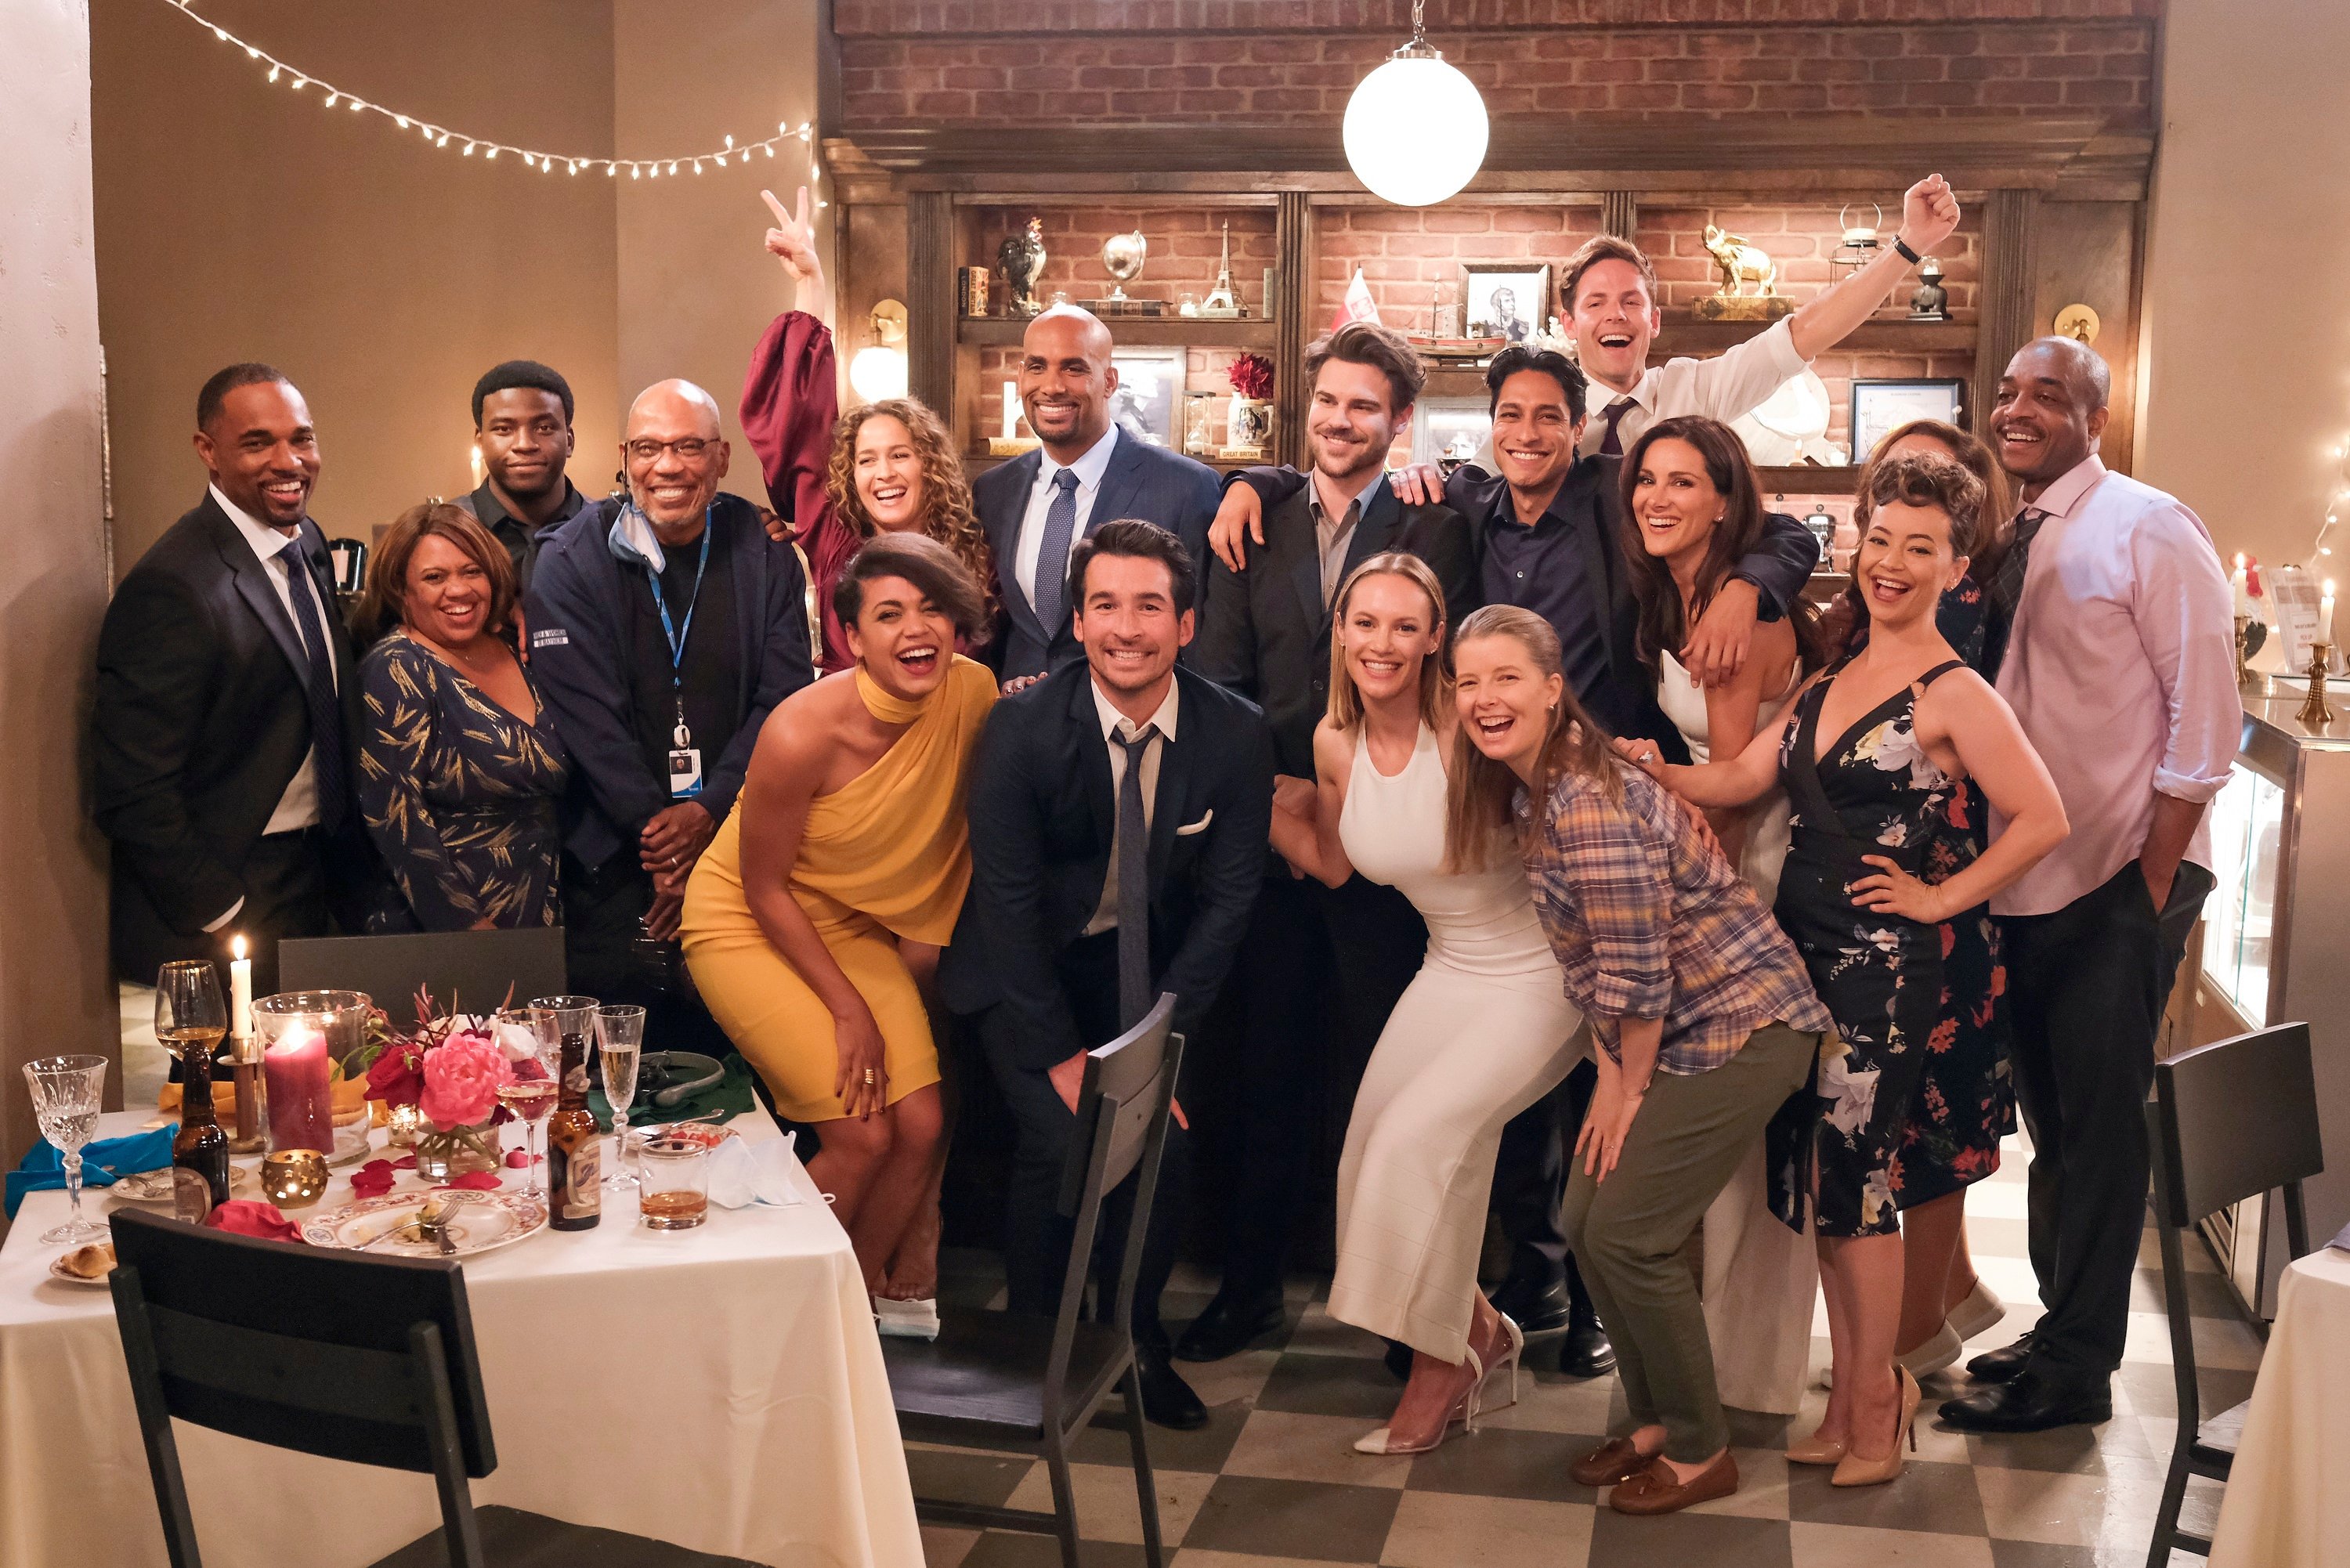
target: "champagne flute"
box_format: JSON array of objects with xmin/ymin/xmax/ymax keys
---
[
  {"xmin": 154, "ymin": 958, "xmax": 228, "ymax": 1078},
  {"xmin": 24, "ymin": 1056, "xmax": 110, "ymax": 1245},
  {"xmin": 494, "ymin": 1006, "xmax": 561, "ymax": 1202},
  {"xmin": 595, "ymin": 1004, "xmax": 646, "ymax": 1191}
]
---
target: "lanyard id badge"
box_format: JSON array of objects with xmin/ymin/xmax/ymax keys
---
[{"xmin": 649, "ymin": 522, "xmax": 712, "ymax": 798}]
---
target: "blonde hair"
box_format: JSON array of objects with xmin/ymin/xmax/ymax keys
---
[
  {"xmin": 1326, "ymin": 553, "xmax": 1451, "ymax": 735},
  {"xmin": 1444, "ymin": 604, "xmax": 1622, "ymax": 872},
  {"xmin": 825, "ymin": 398, "xmax": 999, "ymax": 627}
]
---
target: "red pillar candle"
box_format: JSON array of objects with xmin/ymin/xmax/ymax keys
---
[{"xmin": 264, "ymin": 1024, "xmax": 334, "ymax": 1154}]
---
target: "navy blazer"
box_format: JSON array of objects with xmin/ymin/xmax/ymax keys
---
[
  {"xmin": 972, "ymin": 428, "xmax": 1221, "ymax": 679},
  {"xmin": 938, "ymin": 661, "xmax": 1274, "ymax": 1071},
  {"xmin": 1191, "ymin": 475, "xmax": 1477, "ymax": 779},
  {"xmin": 523, "ymin": 493, "xmax": 815, "ymax": 870},
  {"xmin": 93, "ymin": 492, "xmax": 364, "ymax": 977}
]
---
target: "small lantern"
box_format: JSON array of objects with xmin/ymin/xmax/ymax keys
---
[{"xmin": 1830, "ymin": 202, "xmax": 1884, "ymax": 291}]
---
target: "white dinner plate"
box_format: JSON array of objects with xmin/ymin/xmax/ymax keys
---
[
  {"xmin": 48, "ymin": 1251, "xmax": 115, "ymax": 1288},
  {"xmin": 110, "ymin": 1165, "xmax": 252, "ymax": 1204},
  {"xmin": 302, "ymin": 1190, "xmax": 546, "ymax": 1258}
]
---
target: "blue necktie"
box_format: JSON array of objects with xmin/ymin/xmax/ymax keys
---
[
  {"xmin": 1032, "ymin": 468, "xmax": 1081, "ymax": 649},
  {"xmin": 280, "ymin": 539, "xmax": 347, "ymax": 833}
]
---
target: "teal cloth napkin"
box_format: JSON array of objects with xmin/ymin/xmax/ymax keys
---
[
  {"xmin": 589, "ymin": 1055, "xmax": 758, "ymax": 1135},
  {"xmin": 6, "ymin": 1125, "xmax": 174, "ymax": 1219}
]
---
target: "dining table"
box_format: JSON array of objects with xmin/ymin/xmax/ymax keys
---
[
  {"xmin": 2207, "ymin": 1243, "xmax": 2350, "ymax": 1568},
  {"xmin": 0, "ymin": 1104, "xmax": 922, "ymax": 1568}
]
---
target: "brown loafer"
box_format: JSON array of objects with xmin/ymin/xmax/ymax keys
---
[
  {"xmin": 1569, "ymin": 1436, "xmax": 1649, "ymax": 1488},
  {"xmin": 1608, "ymin": 1451, "xmax": 1739, "ymax": 1516}
]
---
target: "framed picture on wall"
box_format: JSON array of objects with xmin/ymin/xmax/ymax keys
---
[
  {"xmin": 1849, "ymin": 378, "xmax": 1967, "ymax": 464},
  {"xmin": 1108, "ymin": 349, "xmax": 1186, "ymax": 448},
  {"xmin": 1462, "ymin": 263, "xmax": 1552, "ymax": 346},
  {"xmin": 1410, "ymin": 396, "xmax": 1493, "ymax": 468}
]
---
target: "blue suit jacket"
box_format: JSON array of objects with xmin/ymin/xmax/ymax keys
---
[{"xmin": 971, "ymin": 428, "xmax": 1220, "ymax": 679}]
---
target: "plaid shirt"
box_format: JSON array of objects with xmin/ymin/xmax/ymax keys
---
[{"xmin": 1518, "ymin": 765, "xmax": 1831, "ymax": 1075}]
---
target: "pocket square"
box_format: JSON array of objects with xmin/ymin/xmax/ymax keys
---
[{"xmin": 1173, "ymin": 810, "xmax": 1214, "ymax": 836}]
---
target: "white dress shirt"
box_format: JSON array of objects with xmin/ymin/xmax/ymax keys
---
[
  {"xmin": 1083, "ymin": 673, "xmax": 1181, "ymax": 938},
  {"xmin": 1988, "ymin": 457, "xmax": 2240, "ymax": 917},
  {"xmin": 1014, "ymin": 424, "xmax": 1122, "ymax": 611}
]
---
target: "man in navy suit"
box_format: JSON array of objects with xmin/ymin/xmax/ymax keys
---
[
  {"xmin": 942, "ymin": 521, "xmax": 1274, "ymax": 1429},
  {"xmin": 971, "ymin": 307, "xmax": 1220, "ymax": 681},
  {"xmin": 95, "ymin": 364, "xmax": 364, "ymax": 1006}
]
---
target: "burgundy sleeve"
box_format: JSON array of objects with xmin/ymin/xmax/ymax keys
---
[{"xmin": 740, "ymin": 309, "xmax": 855, "ymax": 670}]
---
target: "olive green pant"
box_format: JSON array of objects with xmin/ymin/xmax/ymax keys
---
[{"xmin": 1560, "ymin": 1022, "xmax": 1820, "ymax": 1463}]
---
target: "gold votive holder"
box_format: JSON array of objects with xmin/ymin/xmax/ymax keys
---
[
  {"xmin": 260, "ymin": 1150, "xmax": 331, "ymax": 1209},
  {"xmin": 385, "ymin": 1100, "xmax": 424, "ymax": 1150}
]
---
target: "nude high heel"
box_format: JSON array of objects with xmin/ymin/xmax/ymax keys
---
[
  {"xmin": 1354, "ymin": 1345, "xmax": 1485, "ymax": 1456},
  {"xmin": 1784, "ymin": 1430, "xmax": 1848, "ymax": 1465},
  {"xmin": 1830, "ymin": 1367, "xmax": 1921, "ymax": 1487}
]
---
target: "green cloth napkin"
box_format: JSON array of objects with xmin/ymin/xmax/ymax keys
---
[{"xmin": 590, "ymin": 1053, "xmax": 757, "ymax": 1134}]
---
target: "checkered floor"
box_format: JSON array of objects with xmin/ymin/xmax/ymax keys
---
[{"xmin": 915, "ymin": 1136, "xmax": 2266, "ymax": 1567}]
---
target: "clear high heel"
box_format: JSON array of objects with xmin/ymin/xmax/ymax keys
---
[
  {"xmin": 1354, "ymin": 1344, "xmax": 1486, "ymax": 1456},
  {"xmin": 1480, "ymin": 1312, "xmax": 1526, "ymax": 1416}
]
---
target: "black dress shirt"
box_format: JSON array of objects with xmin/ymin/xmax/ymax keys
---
[
  {"xmin": 457, "ymin": 478, "xmax": 590, "ymax": 596},
  {"xmin": 625, "ymin": 532, "xmax": 739, "ymax": 815}
]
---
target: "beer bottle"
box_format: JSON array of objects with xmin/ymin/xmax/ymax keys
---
[
  {"xmin": 172, "ymin": 1042, "xmax": 232, "ymax": 1223},
  {"xmin": 545, "ymin": 1026, "xmax": 602, "ymax": 1230}
]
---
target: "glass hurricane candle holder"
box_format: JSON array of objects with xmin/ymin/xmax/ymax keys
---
[{"xmin": 253, "ymin": 991, "xmax": 370, "ymax": 1158}]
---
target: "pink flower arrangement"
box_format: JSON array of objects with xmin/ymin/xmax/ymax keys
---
[{"xmin": 418, "ymin": 1031, "xmax": 514, "ymax": 1132}]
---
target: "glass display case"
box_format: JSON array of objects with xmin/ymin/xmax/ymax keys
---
[{"xmin": 2177, "ymin": 694, "xmax": 2350, "ymax": 1316}]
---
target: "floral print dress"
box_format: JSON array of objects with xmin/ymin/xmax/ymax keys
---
[
  {"xmin": 1766, "ymin": 656, "xmax": 1973, "ymax": 1238},
  {"xmin": 1844, "ymin": 577, "xmax": 2015, "ymax": 1209}
]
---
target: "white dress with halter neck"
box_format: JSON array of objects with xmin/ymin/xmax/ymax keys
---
[
  {"xmin": 1656, "ymin": 647, "xmax": 1817, "ymax": 1416},
  {"xmin": 1325, "ymin": 722, "xmax": 1585, "ymax": 1363}
]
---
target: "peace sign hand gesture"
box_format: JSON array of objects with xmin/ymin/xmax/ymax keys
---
[{"xmin": 761, "ymin": 186, "xmax": 822, "ymax": 284}]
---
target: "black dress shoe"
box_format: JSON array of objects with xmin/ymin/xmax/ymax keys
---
[
  {"xmin": 1133, "ymin": 1339, "xmax": 1209, "ymax": 1430},
  {"xmin": 1964, "ymin": 1331, "xmax": 2035, "ymax": 1385},
  {"xmin": 1556, "ymin": 1313, "xmax": 1618, "ymax": 1379},
  {"xmin": 1383, "ymin": 1338, "xmax": 1415, "ymax": 1381},
  {"xmin": 1937, "ymin": 1368, "xmax": 2111, "ymax": 1433},
  {"xmin": 1490, "ymin": 1276, "xmax": 1574, "ymax": 1334},
  {"xmin": 1173, "ymin": 1290, "xmax": 1286, "ymax": 1363}
]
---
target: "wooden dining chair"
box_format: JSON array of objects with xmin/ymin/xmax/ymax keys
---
[
  {"xmin": 277, "ymin": 927, "xmax": 567, "ymax": 1019},
  {"xmin": 880, "ymin": 994, "xmax": 1184, "ymax": 1568},
  {"xmin": 105, "ymin": 1208, "xmax": 753, "ymax": 1568},
  {"xmin": 2143, "ymin": 1021, "xmax": 2325, "ymax": 1566}
]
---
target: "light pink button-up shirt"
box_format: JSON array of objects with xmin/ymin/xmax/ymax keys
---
[{"xmin": 1989, "ymin": 456, "xmax": 2240, "ymax": 917}]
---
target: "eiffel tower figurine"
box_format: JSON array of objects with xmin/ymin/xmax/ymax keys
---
[{"xmin": 1200, "ymin": 222, "xmax": 1242, "ymax": 319}]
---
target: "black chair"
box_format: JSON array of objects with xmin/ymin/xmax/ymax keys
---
[
  {"xmin": 107, "ymin": 1208, "xmax": 749, "ymax": 1567},
  {"xmin": 2143, "ymin": 1022, "xmax": 2325, "ymax": 1566},
  {"xmin": 881, "ymin": 994, "xmax": 1184, "ymax": 1568},
  {"xmin": 278, "ymin": 928, "xmax": 566, "ymax": 1020}
]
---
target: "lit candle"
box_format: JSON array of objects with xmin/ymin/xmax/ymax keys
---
[
  {"xmin": 264, "ymin": 1023, "xmax": 335, "ymax": 1154},
  {"xmin": 2232, "ymin": 554, "xmax": 2256, "ymax": 620},
  {"xmin": 2326, "ymin": 579, "xmax": 2337, "ymax": 642},
  {"xmin": 1000, "ymin": 379, "xmax": 1020, "ymax": 443},
  {"xmin": 229, "ymin": 934, "xmax": 252, "ymax": 1039}
]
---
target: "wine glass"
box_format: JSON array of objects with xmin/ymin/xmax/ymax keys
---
[
  {"xmin": 494, "ymin": 1006, "xmax": 560, "ymax": 1202},
  {"xmin": 595, "ymin": 1004, "xmax": 646, "ymax": 1191},
  {"xmin": 24, "ymin": 1056, "xmax": 110, "ymax": 1245},
  {"xmin": 154, "ymin": 959, "xmax": 228, "ymax": 1075}
]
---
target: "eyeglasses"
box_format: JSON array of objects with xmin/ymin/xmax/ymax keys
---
[{"xmin": 624, "ymin": 436, "xmax": 719, "ymax": 464}]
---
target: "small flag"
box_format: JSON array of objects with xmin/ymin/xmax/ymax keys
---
[{"xmin": 1329, "ymin": 268, "xmax": 1380, "ymax": 334}]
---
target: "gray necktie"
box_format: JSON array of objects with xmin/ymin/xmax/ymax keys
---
[
  {"xmin": 1115, "ymin": 724, "xmax": 1158, "ymax": 1030},
  {"xmin": 1032, "ymin": 468, "xmax": 1081, "ymax": 645}
]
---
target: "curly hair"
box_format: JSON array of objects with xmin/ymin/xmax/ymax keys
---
[{"xmin": 824, "ymin": 399, "xmax": 999, "ymax": 627}]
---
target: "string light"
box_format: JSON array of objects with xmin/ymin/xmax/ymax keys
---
[{"xmin": 158, "ymin": 0, "xmax": 825, "ymax": 202}]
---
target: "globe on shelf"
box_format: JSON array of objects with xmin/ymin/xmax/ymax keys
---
[{"xmin": 1342, "ymin": 13, "xmax": 1489, "ymax": 208}]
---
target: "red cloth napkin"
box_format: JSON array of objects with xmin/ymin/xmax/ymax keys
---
[
  {"xmin": 204, "ymin": 1201, "xmax": 305, "ymax": 1242},
  {"xmin": 440, "ymin": 1172, "xmax": 503, "ymax": 1191},
  {"xmin": 350, "ymin": 1160, "xmax": 398, "ymax": 1199}
]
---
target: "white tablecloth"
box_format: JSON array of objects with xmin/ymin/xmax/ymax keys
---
[
  {"xmin": 0, "ymin": 1109, "xmax": 920, "ymax": 1568},
  {"xmin": 2208, "ymin": 1245, "xmax": 2350, "ymax": 1568}
]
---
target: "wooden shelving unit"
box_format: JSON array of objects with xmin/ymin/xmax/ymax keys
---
[
  {"xmin": 1653, "ymin": 311, "xmax": 1976, "ymax": 353},
  {"xmin": 956, "ymin": 315, "xmax": 1278, "ymax": 349}
]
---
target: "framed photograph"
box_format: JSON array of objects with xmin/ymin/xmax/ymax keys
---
[
  {"xmin": 1410, "ymin": 396, "xmax": 1493, "ymax": 468},
  {"xmin": 1462, "ymin": 263, "xmax": 1552, "ymax": 347},
  {"xmin": 1849, "ymin": 378, "xmax": 1967, "ymax": 463},
  {"xmin": 1108, "ymin": 349, "xmax": 1186, "ymax": 448}
]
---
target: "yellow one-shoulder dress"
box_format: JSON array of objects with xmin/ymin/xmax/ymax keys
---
[{"xmin": 681, "ymin": 656, "xmax": 996, "ymax": 1121}]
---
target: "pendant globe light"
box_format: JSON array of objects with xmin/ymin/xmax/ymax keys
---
[{"xmin": 1342, "ymin": 0, "xmax": 1490, "ymax": 208}]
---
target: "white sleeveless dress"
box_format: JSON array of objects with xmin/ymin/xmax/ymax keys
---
[
  {"xmin": 1657, "ymin": 649, "xmax": 1817, "ymax": 1415},
  {"xmin": 1327, "ymin": 724, "xmax": 1584, "ymax": 1362}
]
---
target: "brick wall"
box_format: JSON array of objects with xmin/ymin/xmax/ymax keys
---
[{"xmin": 838, "ymin": 9, "xmax": 2159, "ymax": 130}]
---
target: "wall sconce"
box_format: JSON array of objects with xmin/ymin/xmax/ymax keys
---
[{"xmin": 849, "ymin": 298, "xmax": 909, "ymax": 403}]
